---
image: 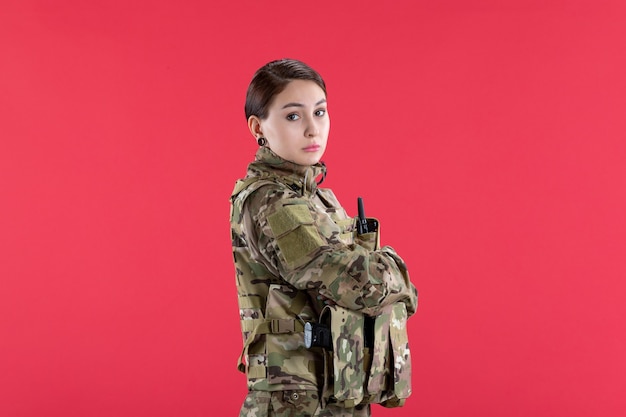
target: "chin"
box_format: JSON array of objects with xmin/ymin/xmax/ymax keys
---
[{"xmin": 300, "ymin": 157, "xmax": 321, "ymax": 166}]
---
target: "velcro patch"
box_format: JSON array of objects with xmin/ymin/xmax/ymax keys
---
[
  {"xmin": 268, "ymin": 204, "xmax": 324, "ymax": 268},
  {"xmin": 267, "ymin": 204, "xmax": 313, "ymax": 236}
]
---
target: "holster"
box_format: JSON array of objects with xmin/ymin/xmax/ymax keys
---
[{"xmin": 319, "ymin": 303, "xmax": 412, "ymax": 408}]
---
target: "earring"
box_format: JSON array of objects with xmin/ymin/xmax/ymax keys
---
[{"xmin": 257, "ymin": 137, "xmax": 267, "ymax": 147}]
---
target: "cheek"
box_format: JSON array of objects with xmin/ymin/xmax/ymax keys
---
[{"xmin": 322, "ymin": 119, "xmax": 331, "ymax": 135}]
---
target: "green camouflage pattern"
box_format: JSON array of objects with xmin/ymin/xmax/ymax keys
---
[
  {"xmin": 239, "ymin": 390, "xmax": 371, "ymax": 416},
  {"xmin": 231, "ymin": 147, "xmax": 418, "ymax": 409}
]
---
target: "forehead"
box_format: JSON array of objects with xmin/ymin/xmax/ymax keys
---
[{"xmin": 272, "ymin": 80, "xmax": 326, "ymax": 106}]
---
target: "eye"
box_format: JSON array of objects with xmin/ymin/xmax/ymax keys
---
[
  {"xmin": 314, "ymin": 109, "xmax": 326, "ymax": 117},
  {"xmin": 286, "ymin": 113, "xmax": 300, "ymax": 121}
]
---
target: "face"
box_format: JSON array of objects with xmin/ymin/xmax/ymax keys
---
[{"xmin": 250, "ymin": 79, "xmax": 330, "ymax": 166}]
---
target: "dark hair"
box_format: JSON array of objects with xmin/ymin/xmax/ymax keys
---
[{"xmin": 245, "ymin": 58, "xmax": 327, "ymax": 120}]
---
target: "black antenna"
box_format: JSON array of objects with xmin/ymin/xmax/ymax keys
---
[{"xmin": 357, "ymin": 197, "xmax": 369, "ymax": 234}]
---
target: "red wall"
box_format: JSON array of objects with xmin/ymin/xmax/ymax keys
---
[{"xmin": 2, "ymin": 1, "xmax": 625, "ymax": 416}]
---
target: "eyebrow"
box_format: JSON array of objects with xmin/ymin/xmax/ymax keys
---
[{"xmin": 281, "ymin": 98, "xmax": 327, "ymax": 109}]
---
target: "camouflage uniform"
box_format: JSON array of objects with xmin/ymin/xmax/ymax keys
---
[{"xmin": 231, "ymin": 147, "xmax": 418, "ymax": 416}]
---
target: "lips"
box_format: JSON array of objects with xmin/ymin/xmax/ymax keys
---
[{"xmin": 303, "ymin": 144, "xmax": 320, "ymax": 152}]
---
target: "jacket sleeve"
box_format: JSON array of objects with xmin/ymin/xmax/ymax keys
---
[{"xmin": 242, "ymin": 185, "xmax": 418, "ymax": 317}]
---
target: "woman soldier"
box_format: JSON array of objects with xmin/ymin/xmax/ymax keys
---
[{"xmin": 230, "ymin": 58, "xmax": 418, "ymax": 416}]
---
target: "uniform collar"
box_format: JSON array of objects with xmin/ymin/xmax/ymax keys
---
[{"xmin": 248, "ymin": 147, "xmax": 327, "ymax": 195}]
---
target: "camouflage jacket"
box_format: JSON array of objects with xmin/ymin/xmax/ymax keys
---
[{"xmin": 230, "ymin": 146, "xmax": 418, "ymax": 393}]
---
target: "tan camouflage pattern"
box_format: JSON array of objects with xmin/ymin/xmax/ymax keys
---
[
  {"xmin": 317, "ymin": 304, "xmax": 411, "ymax": 408},
  {"xmin": 231, "ymin": 147, "xmax": 418, "ymax": 412},
  {"xmin": 387, "ymin": 303, "xmax": 411, "ymax": 406},
  {"xmin": 320, "ymin": 306, "xmax": 366, "ymax": 406},
  {"xmin": 366, "ymin": 307, "xmax": 392, "ymax": 399}
]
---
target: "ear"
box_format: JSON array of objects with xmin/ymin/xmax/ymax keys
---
[{"xmin": 247, "ymin": 116, "xmax": 263, "ymax": 139}]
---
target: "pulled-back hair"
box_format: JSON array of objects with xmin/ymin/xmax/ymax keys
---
[{"xmin": 245, "ymin": 59, "xmax": 327, "ymax": 120}]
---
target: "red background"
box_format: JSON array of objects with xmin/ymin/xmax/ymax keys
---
[{"xmin": 1, "ymin": 1, "xmax": 625, "ymax": 416}]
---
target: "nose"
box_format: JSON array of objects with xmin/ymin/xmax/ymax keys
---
[{"xmin": 304, "ymin": 117, "xmax": 319, "ymax": 137}]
